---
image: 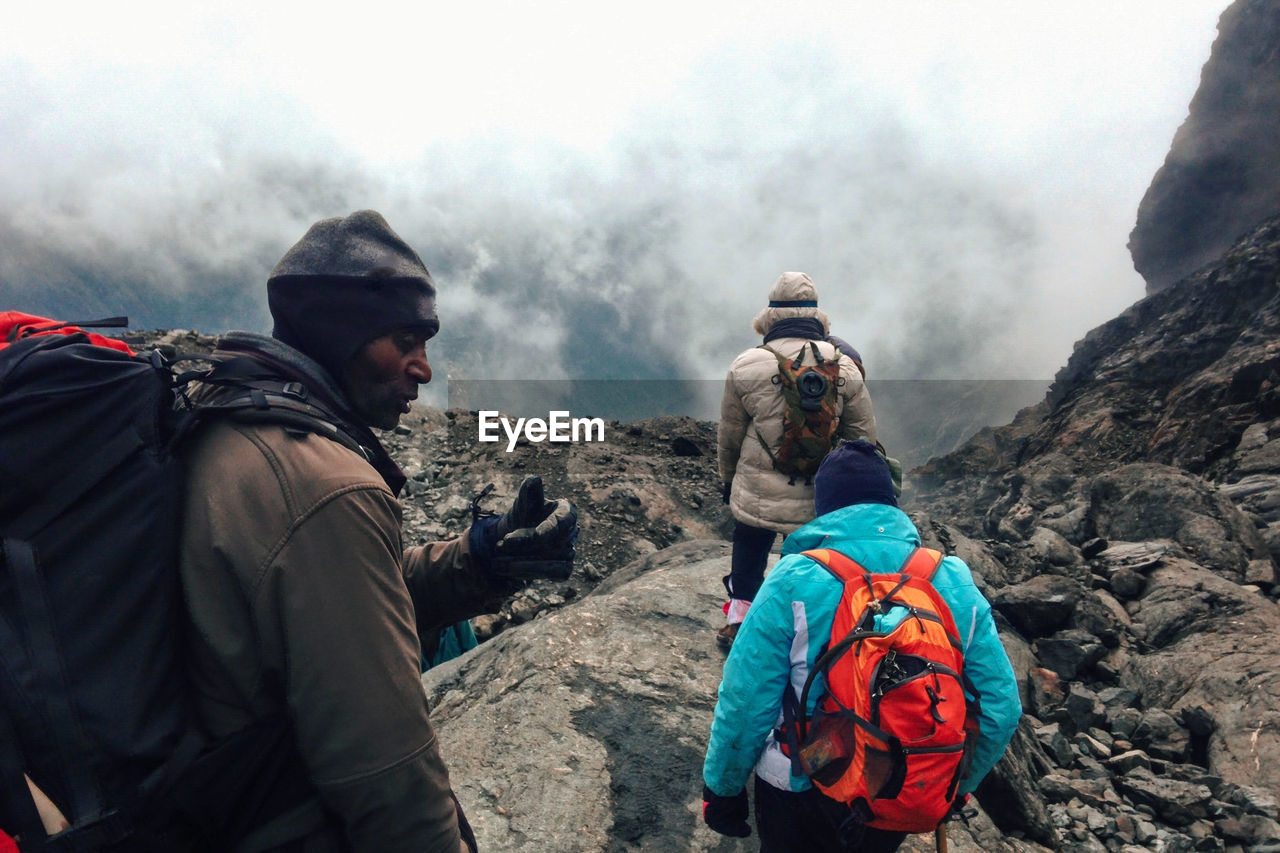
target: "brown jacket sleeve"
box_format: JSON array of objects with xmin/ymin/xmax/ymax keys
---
[
  {"xmin": 263, "ymin": 486, "xmax": 463, "ymax": 852},
  {"xmin": 402, "ymin": 531, "xmax": 509, "ymax": 640}
]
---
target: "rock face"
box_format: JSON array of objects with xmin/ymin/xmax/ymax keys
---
[
  {"xmin": 423, "ymin": 542, "xmax": 741, "ymax": 853},
  {"xmin": 910, "ymin": 215, "xmax": 1280, "ymax": 851},
  {"xmin": 1129, "ymin": 0, "xmax": 1280, "ymax": 293},
  {"xmin": 916, "ymin": 215, "xmax": 1280, "ymax": 524}
]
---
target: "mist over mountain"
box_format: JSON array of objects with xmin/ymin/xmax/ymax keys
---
[
  {"xmin": 1, "ymin": 22, "xmax": 1191, "ymax": 397},
  {"xmin": 0, "ymin": 83, "xmax": 1036, "ymax": 384},
  {"xmin": 10, "ymin": 4, "xmax": 1280, "ymax": 849}
]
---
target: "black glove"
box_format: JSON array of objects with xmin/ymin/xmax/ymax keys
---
[
  {"xmin": 702, "ymin": 785, "xmax": 750, "ymax": 837},
  {"xmin": 474, "ymin": 477, "xmax": 577, "ymax": 580},
  {"xmin": 722, "ymin": 482, "xmax": 732, "ymax": 505},
  {"xmin": 947, "ymin": 792, "xmax": 975, "ymax": 822}
]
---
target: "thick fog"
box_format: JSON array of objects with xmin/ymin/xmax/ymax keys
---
[{"xmin": 0, "ymin": 2, "xmax": 1224, "ymax": 401}]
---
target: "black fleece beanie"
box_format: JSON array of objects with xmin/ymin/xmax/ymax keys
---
[{"xmin": 267, "ymin": 210, "xmax": 439, "ymax": 383}]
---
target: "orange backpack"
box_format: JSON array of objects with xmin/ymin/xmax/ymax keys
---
[{"xmin": 782, "ymin": 547, "xmax": 978, "ymax": 833}]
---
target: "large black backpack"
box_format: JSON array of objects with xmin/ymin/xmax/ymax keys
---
[
  {"xmin": 0, "ymin": 317, "xmax": 346, "ymax": 851},
  {"xmin": 0, "ymin": 320, "xmax": 200, "ymax": 849}
]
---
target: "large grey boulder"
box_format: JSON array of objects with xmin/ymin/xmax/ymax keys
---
[
  {"xmin": 1121, "ymin": 558, "xmax": 1280, "ymax": 787},
  {"xmin": 423, "ymin": 542, "xmax": 737, "ymax": 853},
  {"xmin": 990, "ymin": 574, "xmax": 1085, "ymax": 638},
  {"xmin": 423, "ymin": 542, "xmax": 1050, "ymax": 852},
  {"xmin": 1090, "ymin": 463, "xmax": 1267, "ymax": 579}
]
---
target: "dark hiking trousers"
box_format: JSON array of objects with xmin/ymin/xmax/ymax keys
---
[
  {"xmin": 754, "ymin": 776, "xmax": 907, "ymax": 853},
  {"xmin": 725, "ymin": 521, "xmax": 778, "ymax": 603}
]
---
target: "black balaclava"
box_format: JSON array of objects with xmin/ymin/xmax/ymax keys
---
[{"xmin": 267, "ymin": 210, "xmax": 440, "ymax": 384}]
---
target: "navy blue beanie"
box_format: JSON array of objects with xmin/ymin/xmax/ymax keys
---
[{"xmin": 814, "ymin": 439, "xmax": 899, "ymax": 516}]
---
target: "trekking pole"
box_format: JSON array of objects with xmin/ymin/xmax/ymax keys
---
[{"xmin": 935, "ymin": 823, "xmax": 948, "ymax": 853}]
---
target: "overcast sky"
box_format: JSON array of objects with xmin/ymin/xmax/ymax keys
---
[{"xmin": 0, "ymin": 1, "xmax": 1226, "ymax": 384}]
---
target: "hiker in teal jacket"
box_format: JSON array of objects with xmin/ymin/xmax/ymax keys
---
[{"xmin": 702, "ymin": 439, "xmax": 1020, "ymax": 852}]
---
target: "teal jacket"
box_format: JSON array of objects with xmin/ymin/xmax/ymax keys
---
[{"xmin": 702, "ymin": 503, "xmax": 1021, "ymax": 797}]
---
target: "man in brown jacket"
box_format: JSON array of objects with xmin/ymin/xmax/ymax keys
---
[{"xmin": 179, "ymin": 211, "xmax": 576, "ymax": 852}]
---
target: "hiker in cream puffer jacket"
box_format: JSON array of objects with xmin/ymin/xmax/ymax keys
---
[{"xmin": 717, "ymin": 272, "xmax": 877, "ymax": 647}]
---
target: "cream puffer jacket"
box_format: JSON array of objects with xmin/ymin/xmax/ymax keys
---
[{"xmin": 718, "ymin": 337, "xmax": 877, "ymax": 532}]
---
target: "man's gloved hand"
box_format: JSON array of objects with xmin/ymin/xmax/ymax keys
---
[
  {"xmin": 470, "ymin": 477, "xmax": 577, "ymax": 580},
  {"xmin": 701, "ymin": 785, "xmax": 750, "ymax": 837},
  {"xmin": 721, "ymin": 481, "xmax": 732, "ymax": 505}
]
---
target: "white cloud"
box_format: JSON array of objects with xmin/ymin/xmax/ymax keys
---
[{"xmin": 0, "ymin": 0, "xmax": 1228, "ymax": 382}]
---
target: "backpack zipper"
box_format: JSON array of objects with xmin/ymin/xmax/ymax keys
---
[{"xmin": 869, "ymin": 654, "xmax": 963, "ymax": 729}]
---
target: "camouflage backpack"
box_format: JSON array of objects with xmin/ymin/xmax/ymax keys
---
[{"xmin": 755, "ymin": 341, "xmax": 845, "ymax": 484}]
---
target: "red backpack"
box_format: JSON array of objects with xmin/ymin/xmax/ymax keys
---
[
  {"xmin": 0, "ymin": 312, "xmax": 133, "ymax": 353},
  {"xmin": 782, "ymin": 547, "xmax": 979, "ymax": 833}
]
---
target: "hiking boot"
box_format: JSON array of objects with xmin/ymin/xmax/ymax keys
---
[{"xmin": 716, "ymin": 622, "xmax": 740, "ymax": 652}]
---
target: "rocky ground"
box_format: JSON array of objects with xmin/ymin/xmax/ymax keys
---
[
  {"xmin": 124, "ymin": 327, "xmax": 732, "ymax": 640},
  {"xmin": 902, "ymin": 216, "xmax": 1280, "ymax": 852},
  {"xmin": 381, "ymin": 408, "xmax": 728, "ymax": 639},
  {"xmin": 428, "ymin": 218, "xmax": 1280, "ymax": 852},
  {"xmin": 424, "ymin": 544, "xmax": 1053, "ymax": 853},
  {"xmin": 127, "ymin": 217, "xmax": 1280, "ymax": 851}
]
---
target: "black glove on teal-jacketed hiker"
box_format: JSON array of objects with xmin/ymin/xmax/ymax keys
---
[{"xmin": 702, "ymin": 786, "xmax": 751, "ymax": 838}]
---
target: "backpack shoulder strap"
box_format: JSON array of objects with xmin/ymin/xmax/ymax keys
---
[
  {"xmin": 756, "ymin": 343, "xmax": 814, "ymax": 371},
  {"xmin": 804, "ymin": 547, "xmax": 944, "ymax": 582},
  {"xmin": 756, "ymin": 343, "xmax": 787, "ymax": 365},
  {"xmin": 0, "ymin": 539, "xmax": 106, "ymax": 831},
  {"xmin": 800, "ymin": 548, "xmax": 869, "ymax": 582},
  {"xmin": 194, "ymin": 389, "xmax": 371, "ymax": 460},
  {"xmin": 897, "ymin": 547, "xmax": 944, "ymax": 581},
  {"xmin": 185, "ymin": 357, "xmax": 373, "ymax": 460}
]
